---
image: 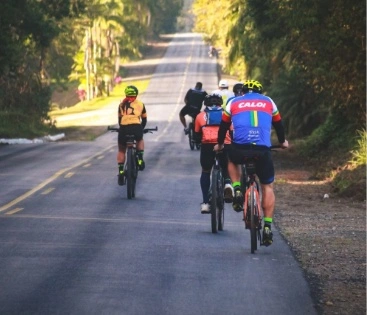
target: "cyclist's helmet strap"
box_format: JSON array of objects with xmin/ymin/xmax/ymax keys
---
[
  {"xmin": 125, "ymin": 85, "xmax": 138, "ymax": 97},
  {"xmin": 242, "ymin": 80, "xmax": 263, "ymax": 94},
  {"xmin": 204, "ymin": 93, "xmax": 223, "ymax": 106}
]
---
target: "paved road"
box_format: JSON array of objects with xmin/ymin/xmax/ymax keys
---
[{"xmin": 0, "ymin": 33, "xmax": 317, "ymax": 315}]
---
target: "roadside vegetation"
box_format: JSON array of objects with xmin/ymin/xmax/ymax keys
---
[
  {"xmin": 192, "ymin": 0, "xmax": 366, "ymax": 200},
  {"xmin": 0, "ymin": 0, "xmax": 364, "ymax": 199},
  {"xmin": 0, "ymin": 0, "xmax": 183, "ymax": 137}
]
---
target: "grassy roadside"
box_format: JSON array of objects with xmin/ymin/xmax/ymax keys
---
[{"xmin": 49, "ymin": 80, "xmax": 150, "ymax": 141}]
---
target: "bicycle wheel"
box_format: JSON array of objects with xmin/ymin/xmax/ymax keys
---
[
  {"xmin": 217, "ymin": 169, "xmax": 225, "ymax": 231},
  {"xmin": 126, "ymin": 148, "xmax": 134, "ymax": 199},
  {"xmin": 188, "ymin": 122, "xmax": 195, "ymax": 150},
  {"xmin": 131, "ymin": 153, "xmax": 138, "ymax": 198},
  {"xmin": 250, "ymin": 185, "xmax": 257, "ymax": 253},
  {"xmin": 210, "ymin": 169, "xmax": 218, "ymax": 233}
]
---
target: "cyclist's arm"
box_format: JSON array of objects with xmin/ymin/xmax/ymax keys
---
[
  {"xmin": 272, "ymin": 120, "xmax": 285, "ymax": 144},
  {"xmin": 217, "ymin": 120, "xmax": 231, "ymax": 145},
  {"xmin": 141, "ymin": 104, "xmax": 147, "ymax": 129},
  {"xmin": 194, "ymin": 115, "xmax": 202, "ymax": 142},
  {"xmin": 184, "ymin": 89, "xmax": 191, "ymax": 104},
  {"xmin": 118, "ymin": 103, "xmax": 123, "ymax": 127}
]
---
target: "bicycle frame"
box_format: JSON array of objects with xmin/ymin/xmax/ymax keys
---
[
  {"xmin": 241, "ymin": 159, "xmax": 263, "ymax": 254},
  {"xmin": 107, "ymin": 125, "xmax": 158, "ymax": 199}
]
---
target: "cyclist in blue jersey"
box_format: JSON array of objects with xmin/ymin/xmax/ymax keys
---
[{"xmin": 214, "ymin": 80, "xmax": 289, "ymax": 246}]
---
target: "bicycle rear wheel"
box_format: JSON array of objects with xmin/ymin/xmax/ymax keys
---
[
  {"xmin": 188, "ymin": 122, "xmax": 195, "ymax": 150},
  {"xmin": 126, "ymin": 148, "xmax": 134, "ymax": 199},
  {"xmin": 217, "ymin": 170, "xmax": 224, "ymax": 231},
  {"xmin": 131, "ymin": 153, "xmax": 138, "ymax": 198},
  {"xmin": 250, "ymin": 185, "xmax": 257, "ymax": 253},
  {"xmin": 210, "ymin": 169, "xmax": 219, "ymax": 233}
]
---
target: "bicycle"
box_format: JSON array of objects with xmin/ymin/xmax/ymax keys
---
[
  {"xmin": 209, "ymin": 151, "xmax": 225, "ymax": 233},
  {"xmin": 187, "ymin": 116, "xmax": 201, "ymax": 151},
  {"xmin": 107, "ymin": 126, "xmax": 158, "ymax": 199},
  {"xmin": 240, "ymin": 145, "xmax": 282, "ymax": 253}
]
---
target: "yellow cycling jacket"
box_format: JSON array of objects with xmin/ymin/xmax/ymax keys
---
[{"xmin": 118, "ymin": 98, "xmax": 147, "ymax": 125}]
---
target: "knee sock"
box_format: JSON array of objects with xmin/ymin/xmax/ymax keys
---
[
  {"xmin": 118, "ymin": 163, "xmax": 124, "ymax": 174},
  {"xmin": 137, "ymin": 150, "xmax": 144, "ymax": 160},
  {"xmin": 232, "ymin": 181, "xmax": 241, "ymax": 191},
  {"xmin": 264, "ymin": 217, "xmax": 272, "ymax": 228}
]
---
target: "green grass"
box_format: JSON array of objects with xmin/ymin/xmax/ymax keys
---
[
  {"xmin": 49, "ymin": 80, "xmax": 150, "ymax": 118},
  {"xmin": 349, "ymin": 129, "xmax": 367, "ymax": 166}
]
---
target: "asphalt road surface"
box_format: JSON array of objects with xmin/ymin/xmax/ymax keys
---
[{"xmin": 0, "ymin": 33, "xmax": 317, "ymax": 315}]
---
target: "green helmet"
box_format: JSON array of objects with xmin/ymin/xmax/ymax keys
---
[{"xmin": 124, "ymin": 85, "xmax": 138, "ymax": 97}]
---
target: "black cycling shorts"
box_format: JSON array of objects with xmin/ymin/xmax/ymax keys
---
[
  {"xmin": 118, "ymin": 124, "xmax": 143, "ymax": 145},
  {"xmin": 200, "ymin": 143, "xmax": 229, "ymax": 176},
  {"xmin": 179, "ymin": 105, "xmax": 200, "ymax": 119},
  {"xmin": 228, "ymin": 143, "xmax": 275, "ymax": 184}
]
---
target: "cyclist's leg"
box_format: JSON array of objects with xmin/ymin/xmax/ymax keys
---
[
  {"xmin": 256, "ymin": 150, "xmax": 275, "ymax": 245},
  {"xmin": 117, "ymin": 128, "xmax": 127, "ymax": 185},
  {"xmin": 227, "ymin": 145, "xmax": 243, "ymax": 212},
  {"xmin": 133, "ymin": 125, "xmax": 145, "ymax": 170},
  {"xmin": 200, "ymin": 144, "xmax": 215, "ymax": 213},
  {"xmin": 221, "ymin": 145, "xmax": 233, "ymax": 202},
  {"xmin": 179, "ymin": 106, "xmax": 189, "ymax": 131}
]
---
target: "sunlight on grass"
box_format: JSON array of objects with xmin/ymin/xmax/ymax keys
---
[
  {"xmin": 49, "ymin": 80, "xmax": 149, "ymax": 118},
  {"xmin": 349, "ymin": 129, "xmax": 366, "ymax": 167}
]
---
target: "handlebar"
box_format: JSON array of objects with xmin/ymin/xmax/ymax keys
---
[{"xmin": 107, "ymin": 126, "xmax": 158, "ymax": 133}]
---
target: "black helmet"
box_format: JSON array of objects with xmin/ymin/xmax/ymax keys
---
[
  {"xmin": 204, "ymin": 93, "xmax": 223, "ymax": 107},
  {"xmin": 242, "ymin": 80, "xmax": 263, "ymax": 94},
  {"xmin": 233, "ymin": 82, "xmax": 244, "ymax": 95}
]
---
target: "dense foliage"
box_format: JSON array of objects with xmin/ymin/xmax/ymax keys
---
[
  {"xmin": 193, "ymin": 0, "xmax": 366, "ymax": 143},
  {"xmin": 0, "ymin": 0, "xmax": 183, "ymax": 137}
]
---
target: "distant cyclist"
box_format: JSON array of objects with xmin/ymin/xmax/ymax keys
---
[
  {"xmin": 214, "ymin": 80, "xmax": 289, "ymax": 246},
  {"xmin": 194, "ymin": 94, "xmax": 233, "ymax": 214},
  {"xmin": 179, "ymin": 82, "xmax": 207, "ymax": 135},
  {"xmin": 211, "ymin": 79, "xmax": 234, "ymax": 106},
  {"xmin": 225, "ymin": 82, "xmax": 244, "ymax": 105},
  {"xmin": 117, "ymin": 85, "xmax": 147, "ymax": 185}
]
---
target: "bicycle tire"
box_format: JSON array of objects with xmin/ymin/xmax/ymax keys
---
[
  {"xmin": 250, "ymin": 185, "xmax": 257, "ymax": 253},
  {"xmin": 126, "ymin": 148, "xmax": 134, "ymax": 199},
  {"xmin": 217, "ymin": 169, "xmax": 224, "ymax": 231},
  {"xmin": 131, "ymin": 152, "xmax": 138, "ymax": 198},
  {"xmin": 210, "ymin": 169, "xmax": 218, "ymax": 233},
  {"xmin": 188, "ymin": 122, "xmax": 195, "ymax": 150}
]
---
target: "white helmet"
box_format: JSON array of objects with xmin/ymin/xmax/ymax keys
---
[{"xmin": 218, "ymin": 79, "xmax": 228, "ymax": 88}]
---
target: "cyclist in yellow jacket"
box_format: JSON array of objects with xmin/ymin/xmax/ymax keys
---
[{"xmin": 117, "ymin": 85, "xmax": 147, "ymax": 185}]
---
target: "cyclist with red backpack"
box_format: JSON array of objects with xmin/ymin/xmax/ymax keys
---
[{"xmin": 194, "ymin": 94, "xmax": 233, "ymax": 214}]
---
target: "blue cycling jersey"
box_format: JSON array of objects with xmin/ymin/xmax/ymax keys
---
[{"xmin": 224, "ymin": 92, "xmax": 281, "ymax": 147}]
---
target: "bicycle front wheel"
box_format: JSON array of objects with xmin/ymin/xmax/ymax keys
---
[
  {"xmin": 126, "ymin": 148, "xmax": 134, "ymax": 199},
  {"xmin": 188, "ymin": 122, "xmax": 195, "ymax": 150},
  {"xmin": 210, "ymin": 169, "xmax": 219, "ymax": 233}
]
